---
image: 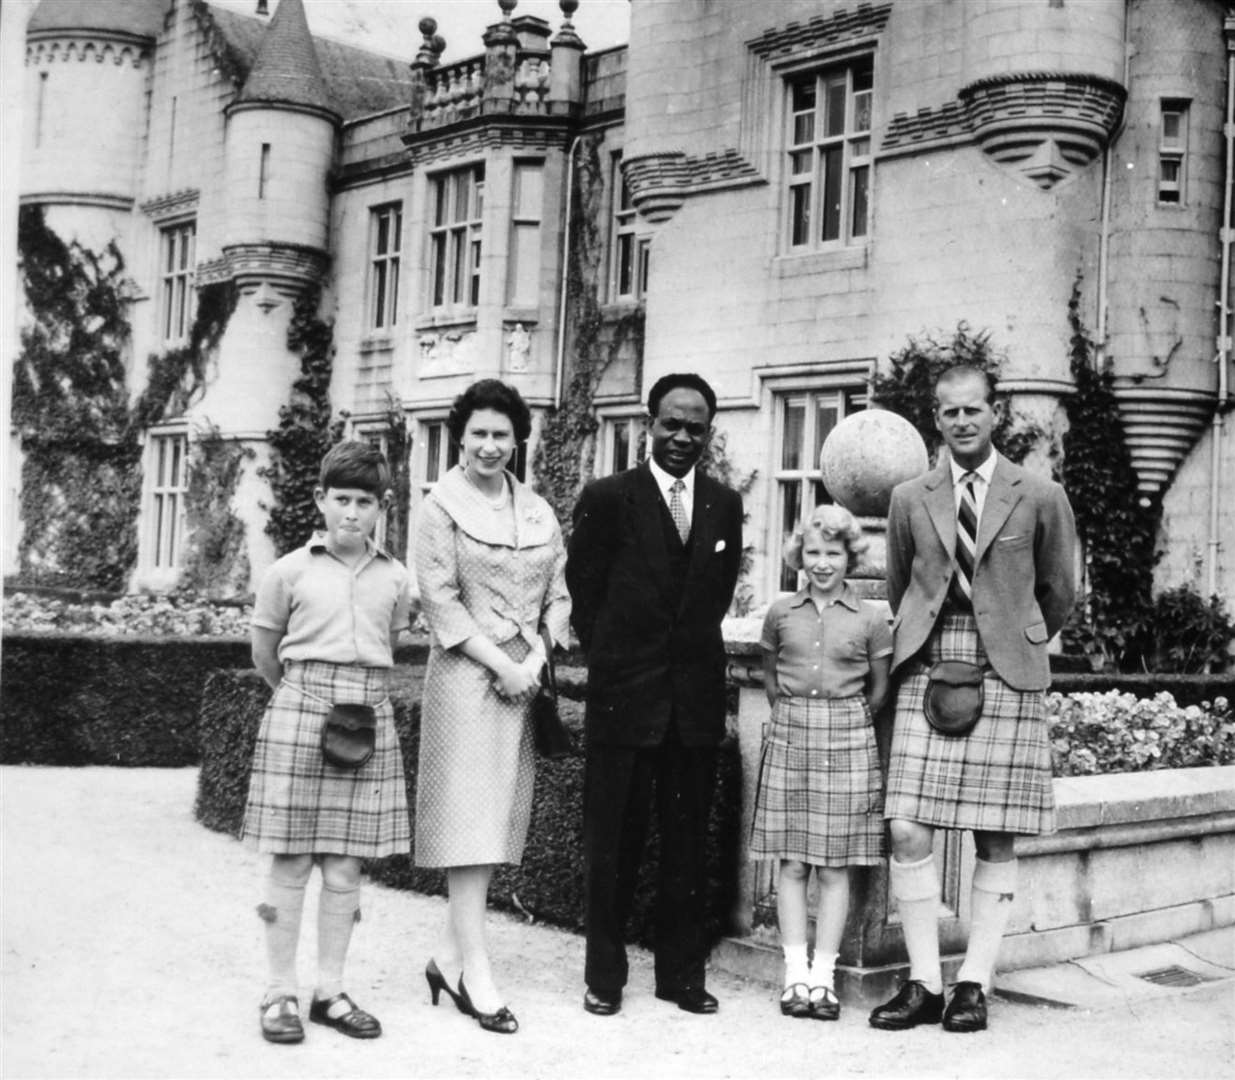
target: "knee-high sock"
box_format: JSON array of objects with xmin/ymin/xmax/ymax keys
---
[
  {"xmin": 956, "ymin": 858, "xmax": 1018, "ymax": 989},
  {"xmin": 258, "ymin": 861, "xmax": 311, "ymax": 999},
  {"xmin": 317, "ymin": 883, "xmax": 361, "ymax": 1000},
  {"xmin": 890, "ymin": 854, "xmax": 943, "ymax": 994}
]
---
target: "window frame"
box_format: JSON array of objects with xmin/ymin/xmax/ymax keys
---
[
  {"xmin": 1157, "ymin": 99, "xmax": 1189, "ymax": 206},
  {"xmin": 769, "ymin": 382, "xmax": 867, "ymax": 594},
  {"xmin": 368, "ymin": 202, "xmax": 403, "ymax": 331},
  {"xmin": 783, "ymin": 56, "xmax": 874, "ymax": 253},
  {"xmin": 610, "ymin": 156, "xmax": 650, "ymax": 302},
  {"xmin": 158, "ymin": 219, "xmax": 196, "ymax": 344},
  {"xmin": 143, "ymin": 427, "xmax": 189, "ymax": 575},
  {"xmin": 429, "ymin": 164, "xmax": 485, "ymax": 311},
  {"xmin": 597, "ymin": 410, "xmax": 648, "ymax": 476}
]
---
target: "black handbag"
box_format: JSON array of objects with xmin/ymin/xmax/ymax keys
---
[
  {"xmin": 530, "ymin": 628, "xmax": 573, "ymax": 759},
  {"xmin": 923, "ymin": 660, "xmax": 985, "ymax": 737},
  {"xmin": 321, "ymin": 703, "xmax": 378, "ymax": 769}
]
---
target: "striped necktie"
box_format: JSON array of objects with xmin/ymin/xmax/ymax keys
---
[
  {"xmin": 669, "ymin": 479, "xmax": 690, "ymax": 544},
  {"xmin": 952, "ymin": 470, "xmax": 978, "ymax": 607}
]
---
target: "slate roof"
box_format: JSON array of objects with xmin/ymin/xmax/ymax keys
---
[
  {"xmin": 206, "ymin": 3, "xmax": 413, "ymax": 122},
  {"xmin": 232, "ymin": 0, "xmax": 336, "ymax": 115}
]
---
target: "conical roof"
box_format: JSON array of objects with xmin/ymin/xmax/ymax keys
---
[
  {"xmin": 234, "ymin": 0, "xmax": 337, "ymax": 119},
  {"xmin": 28, "ymin": 0, "xmax": 164, "ymax": 38}
]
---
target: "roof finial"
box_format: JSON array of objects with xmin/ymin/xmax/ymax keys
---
[
  {"xmin": 559, "ymin": 0, "xmax": 578, "ymax": 29},
  {"xmin": 498, "ymin": 0, "xmax": 517, "ymax": 21}
]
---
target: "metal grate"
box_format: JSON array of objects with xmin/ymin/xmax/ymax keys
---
[{"xmin": 1134, "ymin": 965, "xmax": 1215, "ymax": 988}]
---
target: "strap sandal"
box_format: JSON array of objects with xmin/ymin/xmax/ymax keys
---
[
  {"xmin": 308, "ymin": 992, "xmax": 382, "ymax": 1039},
  {"xmin": 779, "ymin": 982, "xmax": 811, "ymax": 1018},
  {"xmin": 808, "ymin": 984, "xmax": 841, "ymax": 1021},
  {"xmin": 260, "ymin": 994, "xmax": 305, "ymax": 1044}
]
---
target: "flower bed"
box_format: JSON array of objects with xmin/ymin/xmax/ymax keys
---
[
  {"xmin": 1047, "ymin": 690, "xmax": 1235, "ymax": 776},
  {"xmin": 3, "ymin": 589, "xmax": 252, "ymax": 637}
]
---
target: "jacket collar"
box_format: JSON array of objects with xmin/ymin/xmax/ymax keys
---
[{"xmin": 428, "ymin": 465, "xmax": 555, "ymax": 548}]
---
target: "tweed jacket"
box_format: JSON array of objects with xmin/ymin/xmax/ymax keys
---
[
  {"xmin": 566, "ymin": 463, "xmax": 744, "ymax": 747},
  {"xmin": 885, "ymin": 453, "xmax": 1077, "ymax": 691},
  {"xmin": 415, "ymin": 465, "xmax": 571, "ymax": 654}
]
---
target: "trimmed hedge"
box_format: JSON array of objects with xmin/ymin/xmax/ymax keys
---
[
  {"xmin": 1050, "ymin": 672, "xmax": 1235, "ymax": 708},
  {"xmin": 1, "ymin": 632, "xmax": 250, "ymax": 765},
  {"xmin": 193, "ymin": 664, "xmax": 741, "ymax": 944}
]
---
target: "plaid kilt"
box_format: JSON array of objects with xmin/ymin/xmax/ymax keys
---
[
  {"xmin": 884, "ymin": 613, "xmax": 1055, "ymax": 836},
  {"xmin": 241, "ymin": 660, "xmax": 411, "ymax": 857},
  {"xmin": 748, "ymin": 696, "xmax": 884, "ymax": 866}
]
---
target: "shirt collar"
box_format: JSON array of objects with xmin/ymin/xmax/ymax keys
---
[
  {"xmin": 647, "ymin": 456, "xmax": 696, "ymax": 497},
  {"xmin": 950, "ymin": 450, "xmax": 997, "ymax": 487},
  {"xmin": 788, "ymin": 581, "xmax": 860, "ymax": 612}
]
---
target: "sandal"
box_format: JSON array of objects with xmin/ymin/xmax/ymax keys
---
[
  {"xmin": 308, "ymin": 992, "xmax": 382, "ymax": 1039},
  {"xmin": 260, "ymin": 995, "xmax": 304, "ymax": 1044},
  {"xmin": 808, "ymin": 984, "xmax": 840, "ymax": 1021},
  {"xmin": 779, "ymin": 982, "xmax": 811, "ymax": 1018}
]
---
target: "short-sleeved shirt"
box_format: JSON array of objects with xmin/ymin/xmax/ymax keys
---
[
  {"xmin": 760, "ymin": 582, "xmax": 893, "ymax": 700},
  {"xmin": 252, "ymin": 532, "xmax": 414, "ymax": 668}
]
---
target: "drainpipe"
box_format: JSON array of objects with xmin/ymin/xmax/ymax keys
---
[
  {"xmin": 1208, "ymin": 20, "xmax": 1235, "ymax": 597},
  {"xmin": 554, "ymin": 135, "xmax": 583, "ymax": 409},
  {"xmin": 1096, "ymin": 3, "xmax": 1133, "ymax": 371}
]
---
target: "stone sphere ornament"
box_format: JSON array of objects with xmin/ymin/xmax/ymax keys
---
[{"xmin": 819, "ymin": 409, "xmax": 929, "ymax": 518}]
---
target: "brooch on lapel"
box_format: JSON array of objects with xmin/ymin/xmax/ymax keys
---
[{"xmin": 524, "ymin": 505, "xmax": 545, "ymax": 525}]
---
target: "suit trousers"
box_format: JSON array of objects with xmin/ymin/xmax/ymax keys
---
[{"xmin": 583, "ymin": 731, "xmax": 718, "ymax": 997}]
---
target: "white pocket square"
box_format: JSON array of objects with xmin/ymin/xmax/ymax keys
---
[{"xmin": 714, "ymin": 540, "xmax": 726, "ymax": 552}]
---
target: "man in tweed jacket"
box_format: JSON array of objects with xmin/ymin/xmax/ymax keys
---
[{"xmin": 870, "ymin": 366, "xmax": 1077, "ymax": 1034}]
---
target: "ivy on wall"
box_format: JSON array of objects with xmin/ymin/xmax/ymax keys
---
[
  {"xmin": 13, "ymin": 206, "xmax": 140, "ymax": 590},
  {"xmin": 12, "ymin": 207, "xmax": 237, "ymax": 592},
  {"xmin": 700, "ymin": 430, "xmax": 759, "ymax": 616},
  {"xmin": 1059, "ymin": 283, "xmax": 1161, "ymax": 671},
  {"xmin": 868, "ymin": 322, "xmax": 1047, "ymax": 468},
  {"xmin": 534, "ymin": 134, "xmax": 646, "ymax": 538},
  {"xmin": 379, "ymin": 393, "xmax": 412, "ymax": 560},
  {"xmin": 259, "ymin": 288, "xmax": 346, "ymax": 556},
  {"xmin": 180, "ymin": 422, "xmax": 255, "ymax": 599}
]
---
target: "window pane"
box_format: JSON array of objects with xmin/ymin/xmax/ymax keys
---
[
  {"xmin": 790, "ymin": 149, "xmax": 812, "ymax": 176},
  {"xmin": 433, "ymin": 177, "xmax": 448, "ymax": 226},
  {"xmin": 850, "ymin": 164, "xmax": 869, "ymax": 238},
  {"xmin": 611, "ymin": 421, "xmax": 630, "ymax": 473},
  {"xmin": 431, "ymin": 235, "xmax": 446, "ymax": 306},
  {"xmin": 373, "ymin": 262, "xmax": 387, "ymax": 326},
  {"xmin": 853, "ymin": 89, "xmax": 872, "ymax": 134},
  {"xmin": 388, "ymin": 256, "xmax": 399, "ymax": 324},
  {"xmin": 782, "ymin": 399, "xmax": 805, "ymax": 469},
  {"xmin": 426, "ymin": 424, "xmax": 442, "ymax": 483},
  {"xmin": 790, "ymin": 79, "xmax": 816, "ymax": 114},
  {"xmin": 823, "ymin": 74, "xmax": 846, "ymax": 138},
  {"xmin": 821, "ymin": 146, "xmax": 842, "ymax": 241},
  {"xmin": 376, "ymin": 212, "xmax": 390, "ymax": 254},
  {"xmin": 1160, "ymin": 160, "xmax": 1180, "ymax": 184},
  {"xmin": 814, "ymin": 401, "xmax": 839, "ymax": 462},
  {"xmin": 390, "ymin": 208, "xmax": 402, "ymax": 253},
  {"xmin": 1162, "ymin": 111, "xmax": 1182, "ymax": 144},
  {"xmin": 617, "ymin": 233, "xmax": 633, "ymax": 295},
  {"xmin": 790, "ymin": 184, "xmax": 810, "ymax": 246},
  {"xmin": 792, "ymin": 112, "xmax": 814, "ymax": 146}
]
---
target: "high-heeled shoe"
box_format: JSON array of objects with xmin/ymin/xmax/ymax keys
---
[
  {"xmin": 457, "ymin": 975, "xmax": 519, "ymax": 1034},
  {"xmin": 425, "ymin": 959, "xmax": 471, "ymax": 1015}
]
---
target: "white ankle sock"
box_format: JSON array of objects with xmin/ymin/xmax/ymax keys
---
[
  {"xmin": 956, "ymin": 858, "xmax": 1018, "ymax": 989},
  {"xmin": 890, "ymin": 854, "xmax": 943, "ymax": 994},
  {"xmin": 782, "ymin": 942, "xmax": 809, "ymax": 988},
  {"xmin": 810, "ymin": 951, "xmax": 838, "ymax": 991}
]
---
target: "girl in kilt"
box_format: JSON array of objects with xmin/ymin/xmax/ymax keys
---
[
  {"xmin": 750, "ymin": 506, "xmax": 892, "ymax": 1021},
  {"xmin": 242, "ymin": 442, "xmax": 415, "ymax": 1045}
]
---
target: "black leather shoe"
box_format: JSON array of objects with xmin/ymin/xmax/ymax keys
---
[
  {"xmin": 308, "ymin": 992, "xmax": 382, "ymax": 1039},
  {"xmin": 807, "ymin": 985, "xmax": 840, "ymax": 1021},
  {"xmin": 942, "ymin": 981, "xmax": 988, "ymax": 1032},
  {"xmin": 583, "ymin": 988, "xmax": 622, "ymax": 1016},
  {"xmin": 260, "ymin": 995, "xmax": 304, "ymax": 1044},
  {"xmin": 656, "ymin": 986, "xmax": 719, "ymax": 1014},
  {"xmin": 869, "ymin": 980, "xmax": 944, "ymax": 1030},
  {"xmin": 779, "ymin": 983, "xmax": 810, "ymax": 1018}
]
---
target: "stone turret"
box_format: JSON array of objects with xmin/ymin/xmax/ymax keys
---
[
  {"xmin": 219, "ymin": 0, "xmax": 338, "ymax": 298},
  {"xmin": 22, "ymin": 0, "xmax": 163, "ymax": 245}
]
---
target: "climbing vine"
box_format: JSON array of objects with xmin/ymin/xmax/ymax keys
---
[
  {"xmin": 1059, "ymin": 282, "xmax": 1161, "ymax": 671},
  {"xmin": 12, "ymin": 207, "xmax": 239, "ymax": 591},
  {"xmin": 534, "ymin": 134, "xmax": 646, "ymax": 537},
  {"xmin": 13, "ymin": 206, "xmax": 139, "ymax": 590},
  {"xmin": 700, "ymin": 430, "xmax": 759, "ymax": 615},
  {"xmin": 869, "ymin": 322, "xmax": 1048, "ymax": 468},
  {"xmin": 180, "ymin": 422, "xmax": 255, "ymax": 598},
  {"xmin": 259, "ymin": 288, "xmax": 346, "ymax": 556},
  {"xmin": 379, "ymin": 392, "xmax": 412, "ymax": 560}
]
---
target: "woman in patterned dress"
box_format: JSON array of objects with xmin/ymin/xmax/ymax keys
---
[{"xmin": 414, "ymin": 380, "xmax": 570, "ymax": 1034}]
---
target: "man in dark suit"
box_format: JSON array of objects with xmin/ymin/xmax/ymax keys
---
[
  {"xmin": 869, "ymin": 365, "xmax": 1077, "ymax": 1034},
  {"xmin": 566, "ymin": 372, "xmax": 744, "ymax": 1017}
]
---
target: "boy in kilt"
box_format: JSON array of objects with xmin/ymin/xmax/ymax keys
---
[
  {"xmin": 243, "ymin": 442, "xmax": 416, "ymax": 1044},
  {"xmin": 869, "ymin": 366, "xmax": 1077, "ymax": 1034}
]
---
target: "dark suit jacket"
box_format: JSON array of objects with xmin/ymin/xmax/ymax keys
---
[
  {"xmin": 566, "ymin": 464, "xmax": 744, "ymax": 747},
  {"xmin": 886, "ymin": 453, "xmax": 1078, "ymax": 691}
]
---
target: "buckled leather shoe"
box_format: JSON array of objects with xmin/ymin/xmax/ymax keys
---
[
  {"xmin": 868, "ymin": 980, "xmax": 944, "ymax": 1030},
  {"xmin": 583, "ymin": 988, "xmax": 621, "ymax": 1016},
  {"xmin": 308, "ymin": 992, "xmax": 382, "ymax": 1039},
  {"xmin": 260, "ymin": 995, "xmax": 304, "ymax": 1044},
  {"xmin": 655, "ymin": 986, "xmax": 719, "ymax": 1014},
  {"xmin": 942, "ymin": 980, "xmax": 988, "ymax": 1032},
  {"xmin": 779, "ymin": 982, "xmax": 810, "ymax": 1018},
  {"xmin": 807, "ymin": 985, "xmax": 840, "ymax": 1021}
]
